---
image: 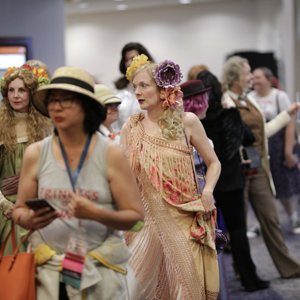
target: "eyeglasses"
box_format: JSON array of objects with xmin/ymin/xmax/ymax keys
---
[
  {"xmin": 105, "ymin": 103, "xmax": 120, "ymax": 109},
  {"xmin": 45, "ymin": 94, "xmax": 78, "ymax": 109}
]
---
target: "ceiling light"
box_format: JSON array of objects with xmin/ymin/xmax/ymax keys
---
[
  {"xmin": 179, "ymin": 0, "xmax": 191, "ymax": 4},
  {"xmin": 116, "ymin": 4, "xmax": 128, "ymax": 10}
]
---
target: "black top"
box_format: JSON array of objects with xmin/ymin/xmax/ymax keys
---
[{"xmin": 202, "ymin": 108, "xmax": 254, "ymax": 192}]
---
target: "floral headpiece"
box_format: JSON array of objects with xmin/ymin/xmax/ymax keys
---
[
  {"xmin": 126, "ymin": 54, "xmax": 150, "ymax": 81},
  {"xmin": 153, "ymin": 60, "xmax": 182, "ymax": 88},
  {"xmin": 0, "ymin": 67, "xmax": 17, "ymax": 89},
  {"xmin": 0, "ymin": 63, "xmax": 49, "ymax": 89},
  {"xmin": 20, "ymin": 63, "xmax": 49, "ymax": 86},
  {"xmin": 154, "ymin": 60, "xmax": 183, "ymax": 109}
]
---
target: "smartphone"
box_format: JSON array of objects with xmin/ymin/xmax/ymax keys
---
[{"xmin": 25, "ymin": 199, "xmax": 55, "ymax": 212}]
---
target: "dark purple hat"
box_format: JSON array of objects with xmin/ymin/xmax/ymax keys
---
[{"xmin": 180, "ymin": 79, "xmax": 210, "ymax": 99}]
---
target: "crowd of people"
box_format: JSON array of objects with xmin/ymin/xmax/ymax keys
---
[{"xmin": 0, "ymin": 42, "xmax": 299, "ymax": 299}]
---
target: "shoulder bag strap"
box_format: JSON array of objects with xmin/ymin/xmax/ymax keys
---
[
  {"xmin": 275, "ymin": 91, "xmax": 280, "ymax": 115},
  {"xmin": 0, "ymin": 221, "xmax": 34, "ymax": 261},
  {"xmin": 183, "ymin": 130, "xmax": 200, "ymax": 194}
]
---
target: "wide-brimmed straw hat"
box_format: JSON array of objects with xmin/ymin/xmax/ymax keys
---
[
  {"xmin": 94, "ymin": 84, "xmax": 121, "ymax": 106},
  {"xmin": 32, "ymin": 66, "xmax": 105, "ymax": 117},
  {"xmin": 180, "ymin": 79, "xmax": 210, "ymax": 99}
]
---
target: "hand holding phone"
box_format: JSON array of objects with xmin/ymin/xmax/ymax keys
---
[{"xmin": 25, "ymin": 199, "xmax": 55, "ymax": 212}]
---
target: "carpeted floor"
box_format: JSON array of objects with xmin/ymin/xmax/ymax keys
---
[{"xmin": 221, "ymin": 200, "xmax": 300, "ymax": 300}]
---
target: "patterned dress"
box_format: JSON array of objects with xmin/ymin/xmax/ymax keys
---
[
  {"xmin": 0, "ymin": 113, "xmax": 32, "ymax": 254},
  {"xmin": 0, "ymin": 141, "xmax": 27, "ymax": 254},
  {"xmin": 0, "ymin": 112, "xmax": 51, "ymax": 255},
  {"xmin": 124, "ymin": 113, "xmax": 219, "ymax": 300}
]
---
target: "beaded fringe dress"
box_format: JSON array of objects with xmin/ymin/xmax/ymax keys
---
[{"xmin": 124, "ymin": 114, "xmax": 219, "ymax": 300}]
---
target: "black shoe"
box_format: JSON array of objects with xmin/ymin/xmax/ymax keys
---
[
  {"xmin": 247, "ymin": 226, "xmax": 260, "ymax": 239},
  {"xmin": 256, "ymin": 278, "xmax": 270, "ymax": 289},
  {"xmin": 244, "ymin": 279, "xmax": 270, "ymax": 292}
]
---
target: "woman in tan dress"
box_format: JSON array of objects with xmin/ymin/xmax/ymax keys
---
[{"xmin": 122, "ymin": 55, "xmax": 221, "ymax": 300}]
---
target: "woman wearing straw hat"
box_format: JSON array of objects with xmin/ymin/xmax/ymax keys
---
[
  {"xmin": 95, "ymin": 83, "xmax": 121, "ymax": 143},
  {"xmin": 13, "ymin": 66, "xmax": 144, "ymax": 299}
]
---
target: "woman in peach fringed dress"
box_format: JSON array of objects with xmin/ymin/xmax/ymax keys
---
[{"xmin": 121, "ymin": 55, "xmax": 221, "ymax": 300}]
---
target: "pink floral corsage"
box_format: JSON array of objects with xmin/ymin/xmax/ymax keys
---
[{"xmin": 160, "ymin": 86, "xmax": 183, "ymax": 109}]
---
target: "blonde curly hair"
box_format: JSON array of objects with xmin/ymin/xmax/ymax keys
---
[
  {"xmin": 131, "ymin": 63, "xmax": 184, "ymax": 140},
  {"xmin": 0, "ymin": 67, "xmax": 51, "ymax": 153}
]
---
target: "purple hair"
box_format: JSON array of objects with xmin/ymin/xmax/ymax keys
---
[{"xmin": 183, "ymin": 93, "xmax": 209, "ymax": 115}]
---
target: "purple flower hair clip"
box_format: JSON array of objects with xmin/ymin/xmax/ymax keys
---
[{"xmin": 154, "ymin": 60, "xmax": 183, "ymax": 88}]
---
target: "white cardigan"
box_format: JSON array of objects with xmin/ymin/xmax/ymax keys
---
[{"xmin": 222, "ymin": 91, "xmax": 291, "ymax": 195}]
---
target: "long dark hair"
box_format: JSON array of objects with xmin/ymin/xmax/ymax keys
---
[
  {"xmin": 80, "ymin": 95, "xmax": 106, "ymax": 134},
  {"xmin": 114, "ymin": 42, "xmax": 154, "ymax": 90},
  {"xmin": 196, "ymin": 70, "xmax": 223, "ymax": 117}
]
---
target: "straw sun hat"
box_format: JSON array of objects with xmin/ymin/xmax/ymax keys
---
[
  {"xmin": 94, "ymin": 84, "xmax": 121, "ymax": 106},
  {"xmin": 32, "ymin": 66, "xmax": 105, "ymax": 117}
]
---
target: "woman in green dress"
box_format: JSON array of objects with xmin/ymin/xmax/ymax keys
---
[{"xmin": 0, "ymin": 63, "xmax": 52, "ymax": 254}]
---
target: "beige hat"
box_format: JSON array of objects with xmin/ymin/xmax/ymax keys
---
[
  {"xmin": 95, "ymin": 84, "xmax": 121, "ymax": 106},
  {"xmin": 32, "ymin": 66, "xmax": 105, "ymax": 117}
]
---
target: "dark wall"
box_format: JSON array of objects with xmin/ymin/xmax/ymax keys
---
[
  {"xmin": 0, "ymin": 0, "xmax": 65, "ymax": 74},
  {"xmin": 227, "ymin": 51, "xmax": 278, "ymax": 78}
]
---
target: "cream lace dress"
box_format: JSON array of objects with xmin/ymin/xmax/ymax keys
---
[{"xmin": 124, "ymin": 113, "xmax": 219, "ymax": 300}]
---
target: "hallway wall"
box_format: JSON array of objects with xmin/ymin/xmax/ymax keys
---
[{"xmin": 66, "ymin": 0, "xmax": 285, "ymax": 92}]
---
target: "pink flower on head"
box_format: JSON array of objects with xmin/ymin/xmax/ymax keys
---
[{"xmin": 160, "ymin": 86, "xmax": 183, "ymax": 109}]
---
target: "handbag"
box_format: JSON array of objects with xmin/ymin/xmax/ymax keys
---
[
  {"xmin": 184, "ymin": 133, "xmax": 228, "ymax": 254},
  {"xmin": 0, "ymin": 175, "xmax": 20, "ymax": 197},
  {"xmin": 240, "ymin": 146, "xmax": 262, "ymax": 169},
  {"xmin": 215, "ymin": 228, "xmax": 228, "ymax": 254},
  {"xmin": 194, "ymin": 151, "xmax": 228, "ymax": 253},
  {"xmin": 0, "ymin": 222, "xmax": 36, "ymax": 300}
]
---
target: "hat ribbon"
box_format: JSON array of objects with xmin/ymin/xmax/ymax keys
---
[{"xmin": 51, "ymin": 77, "xmax": 94, "ymax": 93}]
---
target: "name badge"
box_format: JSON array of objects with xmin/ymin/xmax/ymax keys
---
[{"xmin": 61, "ymin": 235, "xmax": 87, "ymax": 289}]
